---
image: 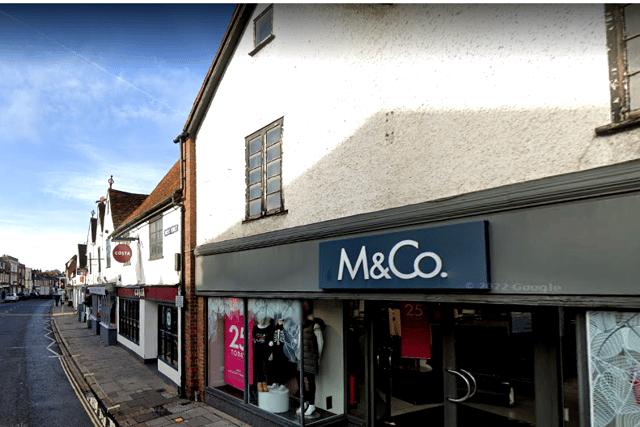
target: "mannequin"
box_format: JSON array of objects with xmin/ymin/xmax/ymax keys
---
[
  {"xmin": 269, "ymin": 318, "xmax": 287, "ymax": 387},
  {"xmin": 253, "ymin": 317, "xmax": 274, "ymax": 392},
  {"xmin": 297, "ymin": 301, "xmax": 325, "ymax": 417}
]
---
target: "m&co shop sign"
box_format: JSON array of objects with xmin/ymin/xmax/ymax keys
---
[
  {"xmin": 113, "ymin": 244, "xmax": 133, "ymax": 263},
  {"xmin": 319, "ymin": 221, "xmax": 489, "ymax": 290}
]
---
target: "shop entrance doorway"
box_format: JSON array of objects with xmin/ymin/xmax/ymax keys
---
[
  {"xmin": 372, "ymin": 302, "xmax": 444, "ymax": 425},
  {"xmin": 371, "ymin": 302, "xmax": 539, "ymax": 427}
]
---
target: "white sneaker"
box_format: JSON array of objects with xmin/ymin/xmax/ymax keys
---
[
  {"xmin": 304, "ymin": 404, "xmax": 316, "ymax": 416},
  {"xmin": 296, "ymin": 402, "xmax": 308, "ymax": 414}
]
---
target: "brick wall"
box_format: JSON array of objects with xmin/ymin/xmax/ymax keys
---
[{"xmin": 182, "ymin": 135, "xmax": 204, "ymax": 399}]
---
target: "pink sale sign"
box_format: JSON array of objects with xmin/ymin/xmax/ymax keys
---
[
  {"xmin": 400, "ymin": 302, "xmax": 431, "ymax": 359},
  {"xmin": 224, "ymin": 314, "xmax": 254, "ymax": 390}
]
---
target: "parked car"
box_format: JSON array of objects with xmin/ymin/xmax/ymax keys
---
[
  {"xmin": 5, "ymin": 293, "xmax": 19, "ymax": 302},
  {"xmin": 29, "ymin": 292, "xmax": 40, "ymax": 299},
  {"xmin": 17, "ymin": 292, "xmax": 26, "ymax": 300}
]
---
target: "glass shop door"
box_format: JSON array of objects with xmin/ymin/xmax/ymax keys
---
[
  {"xmin": 373, "ymin": 302, "xmax": 445, "ymax": 426},
  {"xmin": 450, "ymin": 308, "xmax": 536, "ymax": 427},
  {"xmin": 372, "ymin": 303, "xmax": 545, "ymax": 427}
]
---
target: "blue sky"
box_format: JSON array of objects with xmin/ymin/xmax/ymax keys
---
[{"xmin": 0, "ymin": 3, "xmax": 235, "ymax": 272}]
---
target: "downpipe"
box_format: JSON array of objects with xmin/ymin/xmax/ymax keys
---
[{"xmin": 173, "ymin": 131, "xmax": 188, "ymax": 399}]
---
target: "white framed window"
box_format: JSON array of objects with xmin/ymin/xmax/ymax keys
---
[
  {"xmin": 106, "ymin": 239, "xmax": 111, "ymax": 269},
  {"xmin": 149, "ymin": 216, "xmax": 163, "ymax": 260}
]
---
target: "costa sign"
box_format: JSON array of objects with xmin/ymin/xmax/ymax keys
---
[
  {"xmin": 319, "ymin": 221, "xmax": 489, "ymax": 290},
  {"xmin": 113, "ymin": 244, "xmax": 133, "ymax": 263}
]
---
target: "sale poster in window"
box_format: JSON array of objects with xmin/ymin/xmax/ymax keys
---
[
  {"xmin": 400, "ymin": 302, "xmax": 431, "ymax": 359},
  {"xmin": 224, "ymin": 314, "xmax": 254, "ymax": 390}
]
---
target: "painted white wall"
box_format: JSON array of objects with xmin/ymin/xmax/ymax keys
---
[
  {"xmin": 196, "ymin": 4, "xmax": 639, "ymax": 246},
  {"xmin": 86, "ymin": 192, "xmax": 181, "ymax": 288},
  {"xmin": 142, "ymin": 299, "xmax": 158, "ymax": 360},
  {"xmin": 158, "ymin": 359, "xmax": 180, "ymax": 387},
  {"xmin": 86, "ymin": 233, "xmax": 99, "ymax": 286},
  {"xmin": 116, "ymin": 207, "xmax": 181, "ymax": 287},
  {"xmin": 116, "ymin": 299, "xmax": 158, "ymax": 360}
]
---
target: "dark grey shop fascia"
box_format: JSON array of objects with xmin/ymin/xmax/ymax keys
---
[{"xmin": 196, "ymin": 158, "xmax": 640, "ymax": 300}]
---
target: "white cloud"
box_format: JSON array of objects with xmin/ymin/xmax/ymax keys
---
[
  {"xmin": 0, "ymin": 207, "xmax": 88, "ymax": 271},
  {"xmin": 0, "ymin": 56, "xmax": 200, "ymax": 271},
  {"xmin": 0, "ymin": 60, "xmax": 203, "ymax": 143},
  {"xmin": 0, "ymin": 227, "xmax": 87, "ymax": 271},
  {"xmin": 42, "ymin": 159, "xmax": 172, "ymax": 202},
  {"xmin": 0, "ymin": 88, "xmax": 43, "ymax": 141}
]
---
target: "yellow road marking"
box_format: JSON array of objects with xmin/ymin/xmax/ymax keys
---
[{"xmin": 0, "ymin": 313, "xmax": 54, "ymax": 316}]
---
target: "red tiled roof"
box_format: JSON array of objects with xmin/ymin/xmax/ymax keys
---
[
  {"xmin": 98, "ymin": 202, "xmax": 106, "ymax": 232},
  {"xmin": 108, "ymin": 188, "xmax": 148, "ymax": 230},
  {"xmin": 78, "ymin": 244, "xmax": 87, "ymax": 268},
  {"xmin": 115, "ymin": 161, "xmax": 181, "ymax": 233}
]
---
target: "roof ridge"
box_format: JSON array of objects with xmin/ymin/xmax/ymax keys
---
[{"xmin": 113, "ymin": 160, "xmax": 181, "ymax": 235}]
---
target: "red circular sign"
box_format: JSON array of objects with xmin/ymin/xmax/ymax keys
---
[{"xmin": 113, "ymin": 244, "xmax": 133, "ymax": 263}]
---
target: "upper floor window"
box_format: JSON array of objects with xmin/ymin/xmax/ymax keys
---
[
  {"xmin": 250, "ymin": 6, "xmax": 274, "ymax": 56},
  {"xmin": 255, "ymin": 6, "xmax": 273, "ymax": 46},
  {"xmin": 246, "ymin": 118, "xmax": 284, "ymax": 220},
  {"xmin": 149, "ymin": 216, "xmax": 163, "ymax": 260},
  {"xmin": 106, "ymin": 239, "xmax": 111, "ymax": 269},
  {"xmin": 606, "ymin": 5, "xmax": 640, "ymax": 123}
]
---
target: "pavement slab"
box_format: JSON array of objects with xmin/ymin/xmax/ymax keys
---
[{"xmin": 51, "ymin": 303, "xmax": 250, "ymax": 427}]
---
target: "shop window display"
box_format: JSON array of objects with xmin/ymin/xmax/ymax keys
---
[
  {"xmin": 208, "ymin": 297, "xmax": 246, "ymax": 400},
  {"xmin": 296, "ymin": 299, "xmax": 344, "ymax": 423},
  {"xmin": 208, "ymin": 297, "xmax": 343, "ymax": 424},
  {"xmin": 248, "ymin": 299, "xmax": 302, "ymax": 419},
  {"xmin": 588, "ymin": 311, "xmax": 640, "ymax": 427}
]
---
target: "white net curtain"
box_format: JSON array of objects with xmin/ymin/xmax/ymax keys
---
[
  {"xmin": 249, "ymin": 298, "xmax": 302, "ymax": 363},
  {"xmin": 588, "ymin": 311, "xmax": 640, "ymax": 427},
  {"xmin": 208, "ymin": 297, "xmax": 244, "ymax": 343},
  {"xmin": 207, "ymin": 297, "xmax": 302, "ymax": 363}
]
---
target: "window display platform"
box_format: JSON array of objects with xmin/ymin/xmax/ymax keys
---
[{"xmin": 259, "ymin": 385, "xmax": 289, "ymax": 413}]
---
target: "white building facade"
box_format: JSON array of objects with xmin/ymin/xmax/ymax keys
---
[
  {"xmin": 83, "ymin": 166, "xmax": 184, "ymax": 389},
  {"xmin": 112, "ymin": 202, "xmax": 183, "ymax": 387},
  {"xmin": 1, "ymin": 256, "xmax": 19, "ymax": 294},
  {"xmin": 187, "ymin": 4, "xmax": 640, "ymax": 427}
]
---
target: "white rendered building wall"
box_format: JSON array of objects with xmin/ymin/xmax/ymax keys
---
[
  {"xmin": 142, "ymin": 300, "xmax": 158, "ymax": 360},
  {"xmin": 196, "ymin": 4, "xmax": 637, "ymax": 246},
  {"xmin": 115, "ymin": 207, "xmax": 181, "ymax": 287}
]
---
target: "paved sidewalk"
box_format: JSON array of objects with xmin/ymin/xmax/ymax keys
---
[{"xmin": 51, "ymin": 302, "xmax": 250, "ymax": 427}]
